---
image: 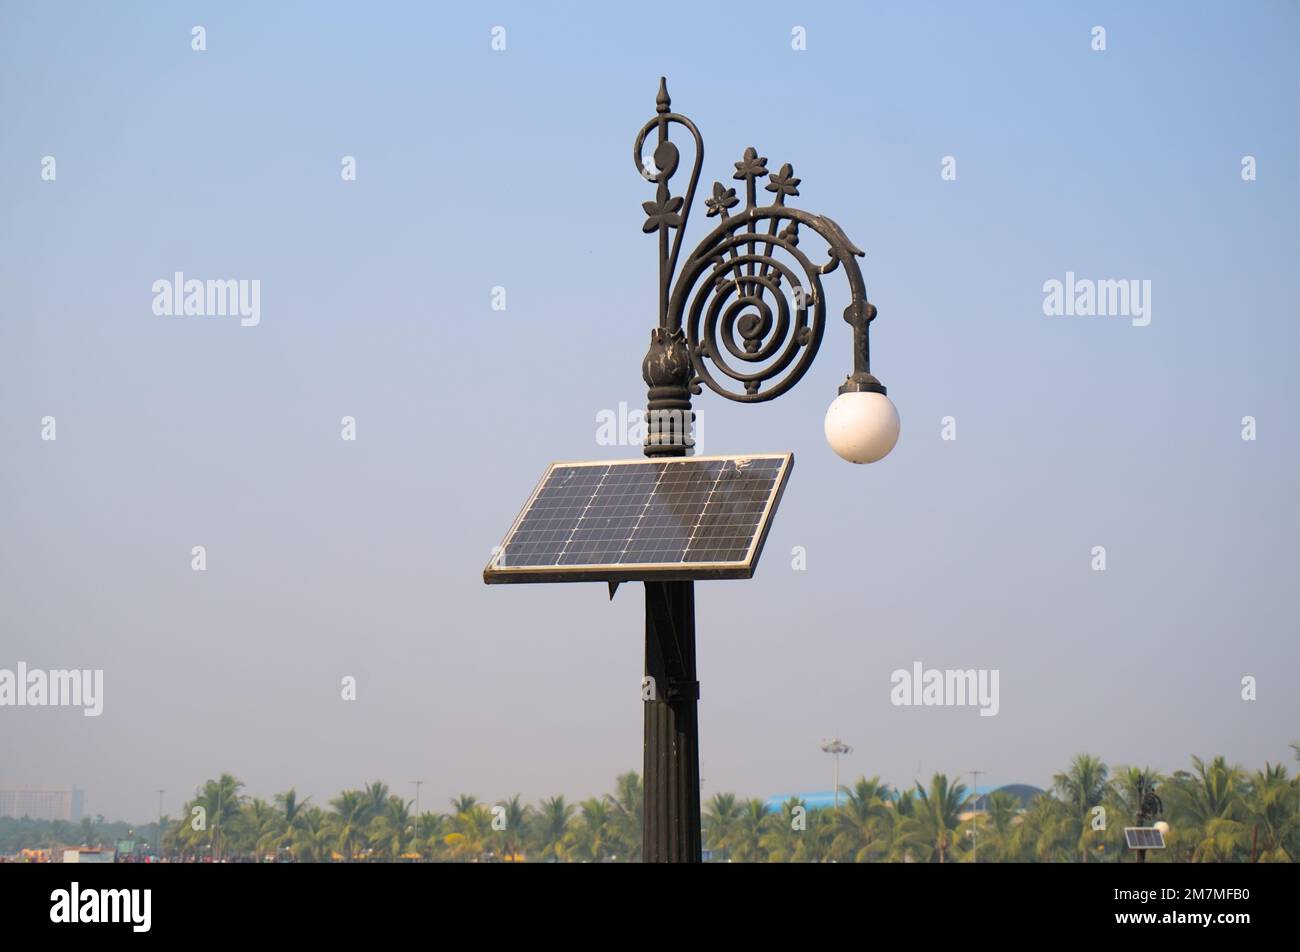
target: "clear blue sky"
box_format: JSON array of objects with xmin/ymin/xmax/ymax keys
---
[{"xmin": 1, "ymin": 1, "xmax": 1296, "ymax": 822}]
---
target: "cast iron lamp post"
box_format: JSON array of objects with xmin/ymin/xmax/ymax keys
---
[
  {"xmin": 1134, "ymin": 774, "xmax": 1164, "ymax": 864},
  {"xmin": 634, "ymin": 79, "xmax": 899, "ymax": 861}
]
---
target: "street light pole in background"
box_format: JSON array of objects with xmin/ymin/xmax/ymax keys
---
[
  {"xmin": 156, "ymin": 789, "xmax": 164, "ymax": 858},
  {"xmin": 1135, "ymin": 773, "xmax": 1164, "ymax": 865},
  {"xmin": 820, "ymin": 739, "xmax": 853, "ymax": 809},
  {"xmin": 968, "ymin": 769, "xmax": 984, "ymax": 863}
]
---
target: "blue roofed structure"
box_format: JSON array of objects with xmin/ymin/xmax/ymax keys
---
[{"xmin": 762, "ymin": 783, "xmax": 1045, "ymax": 814}]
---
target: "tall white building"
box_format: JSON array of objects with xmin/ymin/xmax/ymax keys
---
[{"xmin": 0, "ymin": 786, "xmax": 84, "ymax": 821}]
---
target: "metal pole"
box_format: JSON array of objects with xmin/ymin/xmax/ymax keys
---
[
  {"xmin": 1136, "ymin": 777, "xmax": 1148, "ymax": 865},
  {"xmin": 821, "ymin": 739, "xmax": 851, "ymax": 809},
  {"xmin": 156, "ymin": 789, "xmax": 164, "ymax": 859},
  {"xmin": 643, "ymin": 578, "xmax": 701, "ymax": 862},
  {"xmin": 1133, "ymin": 775, "xmax": 1154, "ymax": 868},
  {"xmin": 641, "ymin": 265, "xmax": 700, "ymax": 863}
]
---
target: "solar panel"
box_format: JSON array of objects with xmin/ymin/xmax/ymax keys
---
[
  {"xmin": 483, "ymin": 454, "xmax": 793, "ymax": 583},
  {"xmin": 1124, "ymin": 827, "xmax": 1166, "ymax": 849}
]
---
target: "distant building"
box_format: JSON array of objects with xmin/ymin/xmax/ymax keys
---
[
  {"xmin": 762, "ymin": 791, "xmax": 840, "ymax": 813},
  {"xmin": 763, "ymin": 783, "xmax": 1047, "ymax": 817},
  {"xmin": 969, "ymin": 784, "xmax": 1046, "ymax": 812},
  {"xmin": 62, "ymin": 847, "xmax": 113, "ymax": 864},
  {"xmin": 0, "ymin": 786, "xmax": 85, "ymax": 821}
]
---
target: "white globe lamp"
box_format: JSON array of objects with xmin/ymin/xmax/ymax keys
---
[{"xmin": 824, "ymin": 388, "xmax": 900, "ymax": 464}]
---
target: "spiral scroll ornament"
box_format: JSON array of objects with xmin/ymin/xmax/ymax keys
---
[{"xmin": 636, "ymin": 81, "xmax": 875, "ymax": 408}]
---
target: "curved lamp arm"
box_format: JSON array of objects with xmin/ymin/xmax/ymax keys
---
[{"xmin": 635, "ymin": 78, "xmax": 884, "ymax": 442}]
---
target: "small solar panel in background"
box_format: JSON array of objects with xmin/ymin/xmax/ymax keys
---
[{"xmin": 1124, "ymin": 827, "xmax": 1166, "ymax": 849}]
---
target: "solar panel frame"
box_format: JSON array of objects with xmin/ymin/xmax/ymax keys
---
[
  {"xmin": 483, "ymin": 453, "xmax": 793, "ymax": 584},
  {"xmin": 1124, "ymin": 827, "xmax": 1166, "ymax": 849}
]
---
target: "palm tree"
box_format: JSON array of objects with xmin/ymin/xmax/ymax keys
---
[
  {"xmin": 758, "ymin": 797, "xmax": 807, "ymax": 862},
  {"xmin": 269, "ymin": 788, "xmax": 311, "ymax": 861},
  {"xmin": 1243, "ymin": 763, "xmax": 1296, "ymax": 862},
  {"xmin": 494, "ymin": 795, "xmax": 530, "ymax": 862},
  {"xmin": 965, "ymin": 790, "xmax": 1021, "ymax": 863},
  {"xmin": 362, "ymin": 782, "xmax": 390, "ymax": 821},
  {"xmin": 830, "ymin": 777, "xmax": 892, "ymax": 862},
  {"xmin": 802, "ymin": 806, "xmax": 838, "ymax": 862},
  {"xmin": 161, "ymin": 818, "xmax": 185, "ymax": 860},
  {"xmin": 184, "ymin": 774, "xmax": 244, "ymax": 861},
  {"xmin": 702, "ymin": 792, "xmax": 743, "ymax": 857},
  {"xmin": 290, "ymin": 806, "xmax": 329, "ymax": 862},
  {"xmin": 450, "ymin": 794, "xmax": 479, "ymax": 816},
  {"xmin": 1052, "ymin": 753, "xmax": 1109, "ymax": 862},
  {"xmin": 413, "ymin": 812, "xmax": 450, "ymax": 861},
  {"xmin": 530, "ymin": 796, "xmax": 575, "ymax": 862},
  {"xmin": 239, "ymin": 797, "xmax": 279, "ymax": 860},
  {"xmin": 276, "ymin": 787, "xmax": 309, "ymax": 825},
  {"xmin": 570, "ymin": 798, "xmax": 616, "ymax": 862},
  {"xmin": 444, "ymin": 804, "xmax": 494, "ymax": 862},
  {"xmin": 913, "ymin": 774, "xmax": 967, "ymax": 863},
  {"xmin": 327, "ymin": 789, "xmax": 370, "ymax": 861},
  {"xmin": 883, "ymin": 789, "xmax": 921, "ymax": 862},
  {"xmin": 728, "ymin": 799, "xmax": 770, "ymax": 863},
  {"xmin": 368, "ymin": 796, "xmax": 413, "ymax": 861},
  {"xmin": 605, "ymin": 772, "xmax": 643, "ymax": 861},
  {"xmin": 1170, "ymin": 756, "xmax": 1248, "ymax": 862},
  {"xmin": 1010, "ymin": 793, "xmax": 1073, "ymax": 862}
]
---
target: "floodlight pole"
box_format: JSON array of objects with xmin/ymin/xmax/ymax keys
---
[
  {"xmin": 634, "ymin": 78, "xmax": 878, "ymax": 862},
  {"xmin": 820, "ymin": 739, "xmax": 853, "ymax": 809}
]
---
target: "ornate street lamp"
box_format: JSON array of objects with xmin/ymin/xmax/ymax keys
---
[
  {"xmin": 486, "ymin": 78, "xmax": 899, "ymax": 864},
  {"xmin": 636, "ymin": 78, "xmax": 899, "ymax": 462},
  {"xmin": 633, "ymin": 79, "xmax": 898, "ymax": 861},
  {"xmin": 1134, "ymin": 774, "xmax": 1164, "ymax": 864}
]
